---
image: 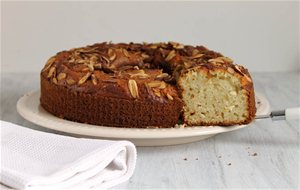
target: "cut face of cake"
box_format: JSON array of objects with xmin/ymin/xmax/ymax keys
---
[{"xmin": 178, "ymin": 65, "xmax": 256, "ymax": 126}]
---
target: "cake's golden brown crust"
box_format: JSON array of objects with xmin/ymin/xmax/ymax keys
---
[
  {"xmin": 40, "ymin": 76, "xmax": 182, "ymax": 128},
  {"xmin": 40, "ymin": 42, "xmax": 256, "ymax": 128}
]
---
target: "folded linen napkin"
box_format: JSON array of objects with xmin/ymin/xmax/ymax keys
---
[{"xmin": 0, "ymin": 120, "xmax": 137, "ymax": 190}]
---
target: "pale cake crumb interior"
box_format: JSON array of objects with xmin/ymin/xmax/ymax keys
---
[{"xmin": 180, "ymin": 69, "xmax": 249, "ymax": 125}]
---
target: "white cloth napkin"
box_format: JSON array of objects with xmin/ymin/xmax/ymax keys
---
[{"xmin": 0, "ymin": 120, "xmax": 137, "ymax": 190}]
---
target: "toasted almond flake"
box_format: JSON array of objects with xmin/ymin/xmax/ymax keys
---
[
  {"xmin": 215, "ymin": 57, "xmax": 226, "ymax": 63},
  {"xmin": 192, "ymin": 49, "xmax": 200, "ymax": 56},
  {"xmin": 109, "ymin": 53, "xmax": 116, "ymax": 61},
  {"xmin": 90, "ymin": 55, "xmax": 98, "ymax": 62},
  {"xmin": 137, "ymin": 74, "xmax": 149, "ymax": 79},
  {"xmin": 163, "ymin": 75, "xmax": 173, "ymax": 82},
  {"xmin": 157, "ymin": 47, "xmax": 163, "ymax": 52},
  {"xmin": 73, "ymin": 50, "xmax": 80, "ymax": 55},
  {"xmin": 69, "ymin": 57, "xmax": 75, "ymax": 61},
  {"xmin": 130, "ymin": 73, "xmax": 149, "ymax": 79},
  {"xmin": 87, "ymin": 63, "xmax": 94, "ymax": 72},
  {"xmin": 227, "ymin": 67, "xmax": 235, "ymax": 74},
  {"xmin": 52, "ymin": 78, "xmax": 58, "ymax": 84},
  {"xmin": 234, "ymin": 65, "xmax": 251, "ymax": 81},
  {"xmin": 144, "ymin": 83, "xmax": 152, "ymax": 94},
  {"xmin": 184, "ymin": 62, "xmax": 193, "ymax": 68},
  {"xmin": 161, "ymin": 43, "xmax": 168, "ymax": 48},
  {"xmin": 122, "ymin": 49, "xmax": 130, "ymax": 57},
  {"xmin": 47, "ymin": 66, "xmax": 56, "ymax": 78},
  {"xmin": 158, "ymin": 81, "xmax": 167, "ymax": 89},
  {"xmin": 169, "ymin": 41, "xmax": 177, "ymax": 46},
  {"xmin": 91, "ymin": 74, "xmax": 98, "ymax": 85},
  {"xmin": 154, "ymin": 91, "xmax": 161, "ymax": 97},
  {"xmin": 66, "ymin": 78, "xmax": 76, "ymax": 85},
  {"xmin": 165, "ymin": 50, "xmax": 176, "ymax": 61},
  {"xmin": 152, "ymin": 88, "xmax": 160, "ymax": 93},
  {"xmin": 101, "ymin": 56, "xmax": 110, "ymax": 63},
  {"xmin": 191, "ymin": 54, "xmax": 204, "ymax": 59},
  {"xmin": 141, "ymin": 53, "xmax": 150, "ymax": 59},
  {"xmin": 166, "ymin": 93, "xmax": 174, "ymax": 100},
  {"xmin": 150, "ymin": 44, "xmax": 158, "ymax": 49},
  {"xmin": 89, "ymin": 60, "xmax": 97, "ymax": 65},
  {"xmin": 208, "ymin": 58, "xmax": 224, "ymax": 63},
  {"xmin": 169, "ymin": 41, "xmax": 184, "ymax": 49},
  {"xmin": 156, "ymin": 73, "xmax": 169, "ymax": 79},
  {"xmin": 174, "ymin": 44, "xmax": 184, "ymax": 49},
  {"xmin": 220, "ymin": 57, "xmax": 233, "ymax": 63},
  {"xmin": 108, "ymin": 49, "xmax": 113, "ymax": 56},
  {"xmin": 234, "ymin": 65, "xmax": 244, "ymax": 75},
  {"xmin": 57, "ymin": 73, "xmax": 66, "ymax": 81},
  {"xmin": 42, "ymin": 56, "xmax": 56, "ymax": 72},
  {"xmin": 78, "ymin": 72, "xmax": 91, "ymax": 85},
  {"xmin": 94, "ymin": 63, "xmax": 102, "ymax": 69},
  {"xmin": 128, "ymin": 79, "xmax": 139, "ymax": 98},
  {"xmin": 77, "ymin": 59, "xmax": 86, "ymax": 64},
  {"xmin": 69, "ymin": 58, "xmax": 75, "ymax": 63},
  {"xmin": 147, "ymin": 81, "xmax": 162, "ymax": 88},
  {"xmin": 108, "ymin": 49, "xmax": 117, "ymax": 61},
  {"xmin": 77, "ymin": 48, "xmax": 93, "ymax": 53},
  {"xmin": 244, "ymin": 74, "xmax": 252, "ymax": 82},
  {"xmin": 133, "ymin": 66, "xmax": 139, "ymax": 70}
]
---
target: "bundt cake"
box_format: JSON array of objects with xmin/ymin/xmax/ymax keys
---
[{"xmin": 40, "ymin": 42, "xmax": 256, "ymax": 128}]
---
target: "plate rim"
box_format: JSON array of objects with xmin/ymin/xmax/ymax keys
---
[{"xmin": 16, "ymin": 90, "xmax": 270, "ymax": 139}]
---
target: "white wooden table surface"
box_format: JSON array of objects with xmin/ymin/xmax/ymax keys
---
[{"xmin": 1, "ymin": 71, "xmax": 299, "ymax": 189}]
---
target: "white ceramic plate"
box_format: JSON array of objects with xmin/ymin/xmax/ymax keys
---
[{"xmin": 17, "ymin": 91, "xmax": 270, "ymax": 146}]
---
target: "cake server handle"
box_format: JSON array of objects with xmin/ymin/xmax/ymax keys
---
[{"xmin": 256, "ymin": 107, "xmax": 300, "ymax": 121}]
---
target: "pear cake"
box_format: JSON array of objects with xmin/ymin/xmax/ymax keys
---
[{"xmin": 40, "ymin": 42, "xmax": 256, "ymax": 128}]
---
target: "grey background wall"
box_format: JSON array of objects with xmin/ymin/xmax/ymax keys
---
[{"xmin": 1, "ymin": 1, "xmax": 299, "ymax": 73}]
